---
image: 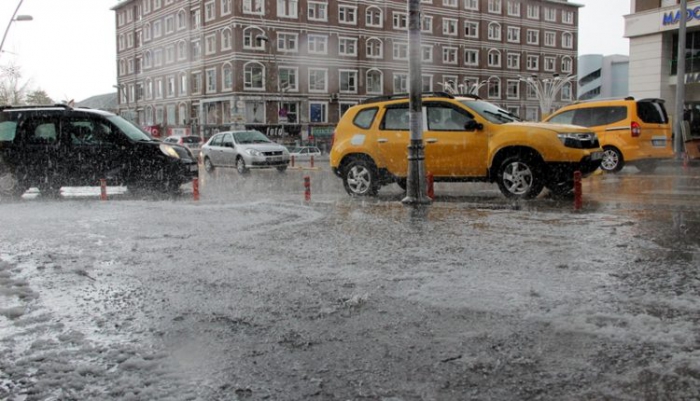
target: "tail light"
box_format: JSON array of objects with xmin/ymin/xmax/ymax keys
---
[{"xmin": 631, "ymin": 121, "xmax": 641, "ymax": 138}]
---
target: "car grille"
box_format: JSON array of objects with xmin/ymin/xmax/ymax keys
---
[{"xmin": 263, "ymin": 151, "xmax": 284, "ymax": 156}]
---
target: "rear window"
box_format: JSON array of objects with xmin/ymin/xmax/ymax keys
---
[
  {"xmin": 353, "ymin": 107, "xmax": 378, "ymax": 129},
  {"xmin": 637, "ymin": 101, "xmax": 669, "ymax": 124},
  {"xmin": 572, "ymin": 106, "xmax": 627, "ymax": 127},
  {"xmin": 182, "ymin": 136, "xmax": 201, "ymax": 144}
]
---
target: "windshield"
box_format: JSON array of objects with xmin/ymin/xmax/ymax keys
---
[
  {"xmin": 233, "ymin": 130, "xmax": 272, "ymax": 144},
  {"xmin": 106, "ymin": 115, "xmax": 153, "ymax": 141},
  {"xmin": 459, "ymin": 99, "xmax": 521, "ymax": 124}
]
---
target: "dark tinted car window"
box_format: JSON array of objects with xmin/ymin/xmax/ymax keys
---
[
  {"xmin": 573, "ymin": 106, "xmax": 627, "ymax": 127},
  {"xmin": 182, "ymin": 136, "xmax": 201, "ymax": 144},
  {"xmin": 637, "ymin": 101, "xmax": 669, "ymax": 124},
  {"xmin": 381, "ymin": 107, "xmax": 409, "ymax": 130}
]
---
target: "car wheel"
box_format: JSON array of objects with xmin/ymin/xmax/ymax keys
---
[
  {"xmin": 496, "ymin": 155, "xmax": 544, "ymax": 199},
  {"xmin": 38, "ymin": 180, "xmax": 62, "ymax": 199},
  {"xmin": 601, "ymin": 146, "xmax": 624, "ymax": 173},
  {"xmin": 0, "ymin": 164, "xmax": 28, "ymax": 200},
  {"xmin": 342, "ymin": 158, "xmax": 379, "ymax": 196},
  {"xmin": 635, "ymin": 160, "xmax": 657, "ymax": 173},
  {"xmin": 203, "ymin": 157, "xmax": 215, "ymax": 173},
  {"xmin": 277, "ymin": 166, "xmax": 287, "ymax": 173},
  {"xmin": 236, "ymin": 157, "xmax": 249, "ymax": 174}
]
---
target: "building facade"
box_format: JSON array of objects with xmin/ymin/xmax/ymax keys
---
[
  {"xmin": 577, "ymin": 54, "xmax": 629, "ymax": 100},
  {"xmin": 113, "ymin": 0, "xmax": 580, "ymax": 146}
]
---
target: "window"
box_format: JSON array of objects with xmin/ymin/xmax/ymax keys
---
[
  {"xmin": 562, "ymin": 32, "xmax": 573, "ymax": 48},
  {"xmin": 366, "ymin": 7, "xmax": 382, "ymax": 27},
  {"xmin": 366, "ymin": 69, "xmax": 383, "ymax": 94},
  {"xmin": 393, "ymin": 12, "xmax": 408, "ymax": 30},
  {"xmin": 156, "ymin": 78, "xmax": 164, "ymax": 98},
  {"xmin": 383, "ymin": 107, "xmax": 409, "ymax": 130},
  {"xmin": 340, "ymin": 70, "xmax": 358, "ymax": 93},
  {"xmin": 507, "ymin": 53, "xmax": 520, "ymax": 69},
  {"xmin": 177, "ymin": 40, "xmax": 187, "ymax": 60},
  {"xmin": 393, "ymin": 43, "xmax": 408, "ymax": 60},
  {"xmin": 244, "ymin": 62, "xmax": 265, "ymax": 90},
  {"xmin": 127, "ymin": 32, "xmax": 134, "ymax": 48},
  {"xmin": 191, "ymin": 9, "xmax": 201, "ymax": 29},
  {"xmin": 179, "ymin": 73, "xmax": 187, "ymax": 95},
  {"xmin": 422, "ymin": 75, "xmax": 433, "ymax": 92},
  {"xmin": 205, "ymin": 1, "xmax": 215, "ymax": 22},
  {"xmin": 544, "ymin": 31, "xmax": 556, "ymax": 47},
  {"xmin": 206, "ymin": 69, "xmax": 216, "ymax": 93},
  {"xmin": 443, "ymin": 18, "xmax": 458, "ymax": 36},
  {"xmin": 143, "ymin": 0, "xmax": 150, "ymax": 14},
  {"xmin": 307, "ymin": 35, "xmax": 328, "ymax": 54},
  {"xmin": 144, "ymin": 23, "xmax": 151, "ymax": 41},
  {"xmin": 527, "ymin": 55, "xmax": 539, "ymax": 71},
  {"xmin": 146, "ymin": 79, "xmax": 153, "ymax": 99},
  {"xmin": 561, "ymin": 82, "xmax": 572, "ymax": 101},
  {"xmin": 339, "ymin": 5, "xmax": 357, "ymax": 24},
  {"xmin": 488, "ymin": 49, "xmax": 501, "ymax": 67},
  {"xmin": 153, "ymin": 20, "xmax": 162, "ymax": 38},
  {"xmin": 309, "ymin": 68, "xmax": 327, "ymax": 92},
  {"xmin": 507, "ymin": 27, "xmax": 520, "ymax": 43},
  {"xmin": 507, "ymin": 1, "xmax": 520, "ymax": 16},
  {"xmin": 165, "ymin": 45, "xmax": 174, "ymax": 64},
  {"xmin": 562, "ymin": 57, "xmax": 573, "ymax": 73},
  {"xmin": 465, "ymin": 21, "xmax": 479, "ymax": 38},
  {"xmin": 488, "ymin": 0, "xmax": 502, "ymax": 14},
  {"xmin": 526, "ymin": 84, "xmax": 537, "ymax": 100},
  {"xmin": 222, "ymin": 63, "xmax": 233, "ymax": 90},
  {"xmin": 464, "ymin": 49, "xmax": 478, "ymax": 66},
  {"xmin": 277, "ymin": 0, "xmax": 298, "ymax": 18},
  {"xmin": 243, "ymin": 28, "xmax": 265, "ymax": 49},
  {"xmin": 507, "ymin": 80, "xmax": 519, "ymax": 99},
  {"xmin": 192, "ymin": 40, "xmax": 202, "ymax": 60},
  {"xmin": 222, "ymin": 29, "xmax": 232, "ymax": 51},
  {"xmin": 366, "ymin": 38, "xmax": 383, "ymax": 58},
  {"xmin": 167, "ymin": 76, "xmax": 176, "ymax": 97},
  {"xmin": 309, "ymin": 102, "xmax": 327, "ymax": 123},
  {"xmin": 118, "ymin": 34, "xmax": 125, "ymax": 51},
  {"xmin": 544, "ymin": 7, "xmax": 557, "ymax": 22},
  {"xmin": 177, "ymin": 10, "xmax": 187, "ymax": 30},
  {"xmin": 443, "ymin": 47, "xmax": 458, "ymax": 64},
  {"xmin": 488, "ymin": 78, "xmax": 500, "ymax": 99},
  {"xmin": 278, "ymin": 33, "xmax": 298, "ymax": 52},
  {"xmin": 128, "ymin": 58, "xmax": 134, "ymax": 74},
  {"xmin": 308, "ymin": 1, "xmax": 327, "ymax": 21},
  {"xmin": 562, "ymin": 10, "xmax": 574, "ymax": 24},
  {"xmin": 527, "ymin": 29, "xmax": 539, "ymax": 45},
  {"xmin": 339, "ymin": 37, "xmax": 358, "ymax": 56},
  {"xmin": 154, "ymin": 49, "xmax": 163, "ymax": 66},
  {"xmin": 488, "ymin": 23, "xmax": 501, "ymax": 41},
  {"xmin": 221, "ymin": 0, "xmax": 232, "ymax": 16},
  {"xmin": 422, "ymin": 45, "xmax": 433, "ymax": 63},
  {"xmin": 394, "ymin": 73, "xmax": 408, "ymax": 93},
  {"xmin": 443, "ymin": 0, "xmax": 457, "ymax": 7},
  {"xmin": 527, "ymin": 4, "xmax": 539, "ymax": 19},
  {"xmin": 165, "ymin": 16, "xmax": 174, "ymax": 34},
  {"xmin": 205, "ymin": 34, "xmax": 217, "ymax": 55},
  {"xmin": 465, "ymin": 0, "xmax": 478, "ymax": 10},
  {"xmin": 279, "ymin": 67, "xmax": 298, "ymax": 91},
  {"xmin": 544, "ymin": 56, "xmax": 556, "ymax": 72},
  {"xmin": 243, "ymin": 0, "xmax": 264, "ymax": 14},
  {"xmin": 421, "ymin": 15, "xmax": 432, "ymax": 32}
]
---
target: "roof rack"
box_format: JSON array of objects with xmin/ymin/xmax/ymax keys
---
[
  {"xmin": 0, "ymin": 103, "xmax": 74, "ymax": 111},
  {"xmin": 361, "ymin": 91, "xmax": 455, "ymax": 104},
  {"xmin": 571, "ymin": 96, "xmax": 635, "ymax": 105}
]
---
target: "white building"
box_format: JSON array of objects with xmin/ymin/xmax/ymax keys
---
[{"xmin": 578, "ymin": 54, "xmax": 630, "ymax": 100}]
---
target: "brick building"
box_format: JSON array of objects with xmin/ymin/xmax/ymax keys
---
[{"xmin": 113, "ymin": 0, "xmax": 580, "ymax": 146}]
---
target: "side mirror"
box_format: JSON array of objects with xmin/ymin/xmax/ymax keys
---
[{"xmin": 465, "ymin": 120, "xmax": 483, "ymax": 131}]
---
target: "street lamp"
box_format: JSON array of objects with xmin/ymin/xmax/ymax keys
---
[
  {"xmin": 519, "ymin": 73, "xmax": 577, "ymax": 119},
  {"xmin": 0, "ymin": 0, "xmax": 33, "ymax": 57}
]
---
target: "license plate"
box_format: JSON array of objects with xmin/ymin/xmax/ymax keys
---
[
  {"xmin": 591, "ymin": 151, "xmax": 603, "ymax": 160},
  {"xmin": 651, "ymin": 137, "xmax": 667, "ymax": 147},
  {"xmin": 269, "ymin": 157, "xmax": 282, "ymax": 162}
]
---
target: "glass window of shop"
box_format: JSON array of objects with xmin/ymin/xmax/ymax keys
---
[{"xmin": 672, "ymin": 31, "xmax": 700, "ymax": 75}]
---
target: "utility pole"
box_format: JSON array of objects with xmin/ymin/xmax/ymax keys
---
[
  {"xmin": 675, "ymin": 0, "xmax": 687, "ymax": 157},
  {"xmin": 402, "ymin": 0, "xmax": 431, "ymax": 206}
]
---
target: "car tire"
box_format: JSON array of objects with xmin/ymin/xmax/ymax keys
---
[
  {"xmin": 601, "ymin": 146, "xmax": 624, "ymax": 173},
  {"xmin": 635, "ymin": 160, "xmax": 657, "ymax": 173},
  {"xmin": 203, "ymin": 157, "xmax": 215, "ymax": 173},
  {"xmin": 236, "ymin": 157, "xmax": 249, "ymax": 174},
  {"xmin": 342, "ymin": 158, "xmax": 379, "ymax": 196},
  {"xmin": 277, "ymin": 166, "xmax": 287, "ymax": 173},
  {"xmin": 496, "ymin": 155, "xmax": 544, "ymax": 199},
  {"xmin": 0, "ymin": 164, "xmax": 28, "ymax": 200}
]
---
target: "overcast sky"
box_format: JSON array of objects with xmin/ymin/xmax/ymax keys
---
[{"xmin": 0, "ymin": 0, "xmax": 631, "ymax": 103}]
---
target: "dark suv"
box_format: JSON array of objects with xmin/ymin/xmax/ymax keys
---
[{"xmin": 0, "ymin": 104, "xmax": 199, "ymax": 199}]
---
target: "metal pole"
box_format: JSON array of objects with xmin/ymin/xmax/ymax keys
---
[
  {"xmin": 675, "ymin": 0, "xmax": 688, "ymax": 157},
  {"xmin": 0, "ymin": 0, "xmax": 25, "ymax": 57},
  {"xmin": 402, "ymin": 0, "xmax": 431, "ymax": 205}
]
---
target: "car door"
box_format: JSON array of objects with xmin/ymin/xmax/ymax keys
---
[
  {"xmin": 423, "ymin": 102, "xmax": 481, "ymax": 177},
  {"xmin": 206, "ymin": 134, "xmax": 225, "ymax": 165},
  {"xmin": 219, "ymin": 133, "xmax": 238, "ymax": 167},
  {"xmin": 15, "ymin": 112, "xmax": 66, "ymax": 187},
  {"xmin": 376, "ymin": 104, "xmax": 410, "ymax": 176}
]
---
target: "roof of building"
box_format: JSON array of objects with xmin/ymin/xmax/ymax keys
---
[{"xmin": 76, "ymin": 92, "xmax": 118, "ymax": 112}]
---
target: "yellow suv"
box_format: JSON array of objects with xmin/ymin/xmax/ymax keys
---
[
  {"xmin": 330, "ymin": 93, "xmax": 603, "ymax": 199},
  {"xmin": 544, "ymin": 97, "xmax": 673, "ymax": 173}
]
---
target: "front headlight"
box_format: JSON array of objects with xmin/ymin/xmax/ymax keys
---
[
  {"xmin": 557, "ymin": 132, "xmax": 598, "ymax": 148},
  {"xmin": 159, "ymin": 144, "xmax": 181, "ymax": 159},
  {"xmin": 246, "ymin": 149, "xmax": 263, "ymax": 157}
]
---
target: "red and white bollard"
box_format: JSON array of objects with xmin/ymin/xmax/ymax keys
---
[
  {"xmin": 291, "ymin": 155, "xmax": 295, "ymax": 168},
  {"xmin": 310, "ymin": 155, "xmax": 315, "ymax": 168},
  {"xmin": 193, "ymin": 178, "xmax": 199, "ymax": 201},
  {"xmin": 426, "ymin": 172, "xmax": 434, "ymax": 200},
  {"xmin": 573, "ymin": 171, "xmax": 582, "ymax": 211},
  {"xmin": 100, "ymin": 179, "xmax": 107, "ymax": 201},
  {"xmin": 304, "ymin": 176, "xmax": 311, "ymax": 202}
]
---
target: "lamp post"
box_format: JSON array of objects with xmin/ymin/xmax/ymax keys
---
[
  {"xmin": 113, "ymin": 84, "xmax": 130, "ymax": 120},
  {"xmin": 519, "ymin": 74, "xmax": 577, "ymax": 119},
  {"xmin": 0, "ymin": 0, "xmax": 32, "ymax": 58}
]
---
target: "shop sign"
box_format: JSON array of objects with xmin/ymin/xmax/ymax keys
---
[
  {"xmin": 310, "ymin": 126, "xmax": 334, "ymax": 138},
  {"xmin": 663, "ymin": 7, "xmax": 700, "ymax": 26}
]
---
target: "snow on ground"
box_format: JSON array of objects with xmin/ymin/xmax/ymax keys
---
[{"xmin": 0, "ymin": 191, "xmax": 699, "ymax": 400}]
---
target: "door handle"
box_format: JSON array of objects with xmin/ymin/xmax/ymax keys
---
[
  {"xmin": 426, "ymin": 138, "xmax": 438, "ymax": 143},
  {"xmin": 378, "ymin": 138, "xmax": 388, "ymax": 143}
]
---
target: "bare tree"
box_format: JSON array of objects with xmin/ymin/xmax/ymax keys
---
[
  {"xmin": 0, "ymin": 62, "xmax": 32, "ymax": 105},
  {"xmin": 25, "ymin": 89, "xmax": 53, "ymax": 105}
]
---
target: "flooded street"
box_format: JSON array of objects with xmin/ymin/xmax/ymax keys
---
[{"xmin": 1, "ymin": 161, "xmax": 699, "ymax": 400}]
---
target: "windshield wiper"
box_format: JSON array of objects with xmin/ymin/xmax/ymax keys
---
[{"xmin": 483, "ymin": 110, "xmax": 513, "ymax": 123}]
